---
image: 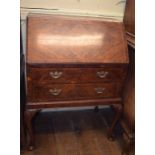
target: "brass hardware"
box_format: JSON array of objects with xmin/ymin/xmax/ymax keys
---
[
  {"xmin": 49, "ymin": 71, "xmax": 62, "ymax": 79},
  {"xmin": 49, "ymin": 88, "xmax": 62, "ymax": 96},
  {"xmin": 96, "ymin": 71, "xmax": 108, "ymax": 78},
  {"xmin": 94, "ymin": 87, "xmax": 105, "ymax": 94}
]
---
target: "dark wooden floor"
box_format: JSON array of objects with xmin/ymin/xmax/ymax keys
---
[{"xmin": 21, "ymin": 107, "xmax": 134, "ymax": 155}]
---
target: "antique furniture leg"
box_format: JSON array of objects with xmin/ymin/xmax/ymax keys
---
[
  {"xmin": 108, "ymin": 104, "xmax": 122, "ymax": 140},
  {"xmin": 24, "ymin": 109, "xmax": 40, "ymax": 150}
]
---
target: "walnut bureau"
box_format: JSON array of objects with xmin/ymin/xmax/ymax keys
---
[{"xmin": 25, "ymin": 14, "xmax": 129, "ymax": 150}]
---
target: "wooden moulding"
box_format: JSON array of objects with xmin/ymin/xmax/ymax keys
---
[{"xmin": 26, "ymin": 98, "xmax": 122, "ymax": 109}]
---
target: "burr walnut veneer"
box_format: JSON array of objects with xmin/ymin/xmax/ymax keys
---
[{"xmin": 25, "ymin": 14, "xmax": 129, "ymax": 150}]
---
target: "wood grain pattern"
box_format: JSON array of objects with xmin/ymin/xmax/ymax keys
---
[
  {"xmin": 25, "ymin": 14, "xmax": 129, "ymax": 149},
  {"xmin": 26, "ymin": 14, "xmax": 129, "ymax": 64},
  {"xmin": 27, "ymin": 66, "xmax": 127, "ymax": 84},
  {"xmin": 27, "ymin": 83, "xmax": 122, "ymax": 102}
]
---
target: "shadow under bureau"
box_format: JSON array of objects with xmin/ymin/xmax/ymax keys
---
[{"xmin": 25, "ymin": 14, "xmax": 129, "ymax": 150}]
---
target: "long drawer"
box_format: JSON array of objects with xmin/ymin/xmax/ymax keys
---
[
  {"xmin": 27, "ymin": 83, "xmax": 122, "ymax": 102},
  {"xmin": 27, "ymin": 67, "xmax": 126, "ymax": 84}
]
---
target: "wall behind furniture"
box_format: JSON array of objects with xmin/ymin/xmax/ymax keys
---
[{"xmin": 21, "ymin": 0, "xmax": 126, "ymax": 20}]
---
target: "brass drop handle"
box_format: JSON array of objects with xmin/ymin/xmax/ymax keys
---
[
  {"xmin": 96, "ymin": 71, "xmax": 108, "ymax": 78},
  {"xmin": 49, "ymin": 88, "xmax": 62, "ymax": 96},
  {"xmin": 94, "ymin": 87, "xmax": 105, "ymax": 94},
  {"xmin": 49, "ymin": 71, "xmax": 62, "ymax": 79}
]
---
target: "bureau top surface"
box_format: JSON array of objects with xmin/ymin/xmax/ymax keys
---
[{"xmin": 26, "ymin": 14, "xmax": 129, "ymax": 64}]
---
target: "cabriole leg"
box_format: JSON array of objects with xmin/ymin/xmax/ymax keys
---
[
  {"xmin": 108, "ymin": 104, "xmax": 122, "ymax": 140},
  {"xmin": 24, "ymin": 109, "xmax": 40, "ymax": 150}
]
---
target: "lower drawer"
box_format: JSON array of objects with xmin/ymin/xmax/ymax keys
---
[{"xmin": 27, "ymin": 83, "xmax": 122, "ymax": 102}]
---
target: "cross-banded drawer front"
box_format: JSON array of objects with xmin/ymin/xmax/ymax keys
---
[
  {"xmin": 79, "ymin": 67, "xmax": 126, "ymax": 82},
  {"xmin": 27, "ymin": 82, "xmax": 122, "ymax": 102},
  {"xmin": 27, "ymin": 68, "xmax": 81, "ymax": 84},
  {"xmin": 27, "ymin": 67, "xmax": 126, "ymax": 84},
  {"xmin": 27, "ymin": 84, "xmax": 78, "ymax": 102},
  {"xmin": 78, "ymin": 83, "xmax": 122, "ymax": 98}
]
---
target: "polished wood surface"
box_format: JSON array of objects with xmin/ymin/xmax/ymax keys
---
[
  {"xmin": 27, "ymin": 66, "xmax": 127, "ymax": 84},
  {"xmin": 27, "ymin": 83, "xmax": 122, "ymax": 102},
  {"xmin": 25, "ymin": 14, "xmax": 129, "ymax": 150},
  {"xmin": 27, "ymin": 14, "xmax": 129, "ymax": 64}
]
